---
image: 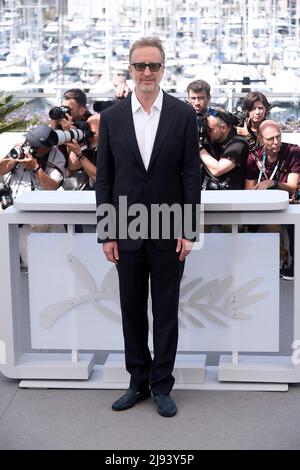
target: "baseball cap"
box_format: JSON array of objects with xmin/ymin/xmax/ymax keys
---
[{"xmin": 25, "ymin": 125, "xmax": 52, "ymax": 148}]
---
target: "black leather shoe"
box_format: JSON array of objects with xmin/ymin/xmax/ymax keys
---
[
  {"xmin": 154, "ymin": 394, "xmax": 177, "ymax": 417},
  {"xmin": 112, "ymin": 388, "xmax": 151, "ymax": 411}
]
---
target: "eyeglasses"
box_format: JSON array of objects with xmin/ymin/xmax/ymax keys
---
[
  {"xmin": 131, "ymin": 62, "xmax": 163, "ymax": 72},
  {"xmin": 262, "ymin": 134, "xmax": 281, "ymax": 142}
]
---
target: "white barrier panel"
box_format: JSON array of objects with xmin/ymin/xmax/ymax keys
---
[{"xmin": 28, "ymin": 232, "xmax": 279, "ymax": 352}]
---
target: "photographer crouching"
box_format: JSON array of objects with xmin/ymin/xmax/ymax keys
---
[
  {"xmin": 0, "ymin": 125, "xmax": 65, "ymax": 205},
  {"xmin": 0, "ymin": 125, "xmax": 65, "ymax": 267},
  {"xmin": 199, "ymin": 107, "xmax": 249, "ymax": 191}
]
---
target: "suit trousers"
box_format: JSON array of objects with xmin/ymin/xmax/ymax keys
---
[{"xmin": 116, "ymin": 240, "xmax": 185, "ymax": 395}]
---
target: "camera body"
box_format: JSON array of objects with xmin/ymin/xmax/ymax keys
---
[
  {"xmin": 232, "ymin": 110, "xmax": 248, "ymax": 127},
  {"xmin": 93, "ymin": 100, "xmax": 118, "ymax": 113},
  {"xmin": 9, "ymin": 145, "xmax": 38, "ymax": 160},
  {"xmin": 197, "ymin": 115, "xmax": 210, "ymax": 148},
  {"xmin": 0, "ymin": 182, "xmax": 13, "ymax": 209},
  {"xmin": 49, "ymin": 106, "xmax": 71, "ymax": 120},
  {"xmin": 202, "ymin": 173, "xmax": 230, "ymax": 190}
]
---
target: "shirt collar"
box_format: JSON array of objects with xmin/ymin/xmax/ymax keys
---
[{"xmin": 132, "ymin": 88, "xmax": 163, "ymax": 114}]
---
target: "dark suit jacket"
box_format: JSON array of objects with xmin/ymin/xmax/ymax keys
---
[{"xmin": 96, "ymin": 91, "xmax": 201, "ymax": 251}]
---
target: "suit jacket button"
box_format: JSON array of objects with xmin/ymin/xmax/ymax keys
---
[{"xmin": 144, "ymin": 177, "xmax": 148, "ymax": 183}]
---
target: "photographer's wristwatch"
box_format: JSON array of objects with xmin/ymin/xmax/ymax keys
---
[
  {"xmin": 77, "ymin": 152, "xmax": 86, "ymax": 161},
  {"xmin": 32, "ymin": 164, "xmax": 41, "ymax": 174}
]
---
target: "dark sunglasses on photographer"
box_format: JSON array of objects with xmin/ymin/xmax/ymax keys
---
[
  {"xmin": 207, "ymin": 107, "xmax": 232, "ymax": 126},
  {"xmin": 131, "ymin": 62, "xmax": 163, "ymax": 72}
]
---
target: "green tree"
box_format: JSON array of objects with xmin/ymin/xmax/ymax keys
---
[{"xmin": 0, "ymin": 93, "xmax": 26, "ymax": 134}]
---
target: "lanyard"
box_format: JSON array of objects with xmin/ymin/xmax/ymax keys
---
[{"xmin": 258, "ymin": 148, "xmax": 280, "ymax": 184}]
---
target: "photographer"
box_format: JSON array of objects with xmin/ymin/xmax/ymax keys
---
[
  {"xmin": 199, "ymin": 108, "xmax": 249, "ymax": 190},
  {"xmin": 245, "ymin": 120, "xmax": 300, "ymax": 280},
  {"xmin": 0, "ymin": 125, "xmax": 65, "ymax": 202},
  {"xmin": 236, "ymin": 91, "xmax": 270, "ymax": 150},
  {"xmin": 187, "ymin": 79, "xmax": 211, "ymax": 137},
  {"xmin": 0, "ymin": 125, "xmax": 66, "ymax": 267},
  {"xmin": 49, "ymin": 88, "xmax": 93, "ymax": 191},
  {"xmin": 49, "ymin": 88, "xmax": 91, "ymax": 131},
  {"xmin": 245, "ymin": 120, "xmax": 300, "ymax": 195},
  {"xmin": 65, "ymin": 113, "xmax": 100, "ymax": 188}
]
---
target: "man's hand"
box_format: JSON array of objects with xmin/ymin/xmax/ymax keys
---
[
  {"xmin": 14, "ymin": 149, "xmax": 37, "ymax": 171},
  {"xmin": 59, "ymin": 113, "xmax": 74, "ymax": 130},
  {"xmin": 103, "ymin": 241, "xmax": 119, "ymax": 264},
  {"xmin": 236, "ymin": 120, "xmax": 249, "ymax": 137},
  {"xmin": 49, "ymin": 113, "xmax": 73, "ymax": 130},
  {"xmin": 176, "ymin": 238, "xmax": 194, "ymax": 262},
  {"xmin": 255, "ymin": 179, "xmax": 277, "ymax": 190},
  {"xmin": 65, "ymin": 139, "xmax": 81, "ymax": 155},
  {"xmin": 115, "ymin": 82, "xmax": 130, "ymax": 99}
]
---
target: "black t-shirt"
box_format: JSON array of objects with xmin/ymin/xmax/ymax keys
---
[
  {"xmin": 82, "ymin": 146, "xmax": 97, "ymax": 166},
  {"xmin": 202, "ymin": 129, "xmax": 249, "ymax": 190},
  {"xmin": 79, "ymin": 146, "xmax": 97, "ymax": 190}
]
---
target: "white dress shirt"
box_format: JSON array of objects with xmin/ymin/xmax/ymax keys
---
[{"xmin": 131, "ymin": 88, "xmax": 163, "ymax": 170}]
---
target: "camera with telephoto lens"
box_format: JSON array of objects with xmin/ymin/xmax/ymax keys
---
[
  {"xmin": 41, "ymin": 121, "xmax": 94, "ymax": 147},
  {"xmin": 9, "ymin": 145, "xmax": 38, "ymax": 160},
  {"xmin": 0, "ymin": 182, "xmax": 13, "ymax": 209},
  {"xmin": 49, "ymin": 106, "xmax": 71, "ymax": 120}
]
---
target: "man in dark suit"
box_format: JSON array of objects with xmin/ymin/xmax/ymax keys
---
[{"xmin": 96, "ymin": 37, "xmax": 201, "ymax": 417}]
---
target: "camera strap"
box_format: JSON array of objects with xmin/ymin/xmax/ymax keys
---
[
  {"xmin": 257, "ymin": 148, "xmax": 281, "ymax": 184},
  {"xmin": 29, "ymin": 161, "xmax": 64, "ymax": 190},
  {"xmin": 247, "ymin": 120, "xmax": 258, "ymax": 143},
  {"xmin": 37, "ymin": 149, "xmax": 64, "ymax": 188},
  {"xmin": 45, "ymin": 161, "xmax": 64, "ymax": 188},
  {"xmin": 251, "ymin": 147, "xmax": 268, "ymax": 181}
]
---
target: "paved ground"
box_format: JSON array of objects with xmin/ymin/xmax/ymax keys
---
[{"xmin": 0, "ymin": 277, "xmax": 299, "ymax": 450}]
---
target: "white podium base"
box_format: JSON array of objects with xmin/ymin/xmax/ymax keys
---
[
  {"xmin": 19, "ymin": 365, "xmax": 288, "ymax": 391},
  {"xmin": 218, "ymin": 355, "xmax": 294, "ymax": 383},
  {"xmin": 103, "ymin": 353, "xmax": 207, "ymax": 384},
  {"xmin": 3, "ymin": 353, "xmax": 95, "ymax": 380}
]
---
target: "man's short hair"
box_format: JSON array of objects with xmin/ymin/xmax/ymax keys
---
[
  {"xmin": 63, "ymin": 88, "xmax": 87, "ymax": 107},
  {"xmin": 187, "ymin": 80, "xmax": 211, "ymax": 98},
  {"xmin": 242, "ymin": 91, "xmax": 271, "ymax": 114},
  {"xmin": 129, "ymin": 37, "xmax": 165, "ymax": 64},
  {"xmin": 208, "ymin": 107, "xmax": 233, "ymax": 128}
]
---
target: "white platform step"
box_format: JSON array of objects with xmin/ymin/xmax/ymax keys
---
[
  {"xmin": 218, "ymin": 355, "xmax": 294, "ymax": 383},
  {"xmin": 103, "ymin": 353, "xmax": 207, "ymax": 384},
  {"xmin": 11, "ymin": 353, "xmax": 95, "ymax": 380},
  {"xmin": 19, "ymin": 365, "xmax": 288, "ymax": 391}
]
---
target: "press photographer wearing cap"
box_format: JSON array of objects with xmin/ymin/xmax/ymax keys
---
[
  {"xmin": 0, "ymin": 124, "xmax": 65, "ymax": 202},
  {"xmin": 199, "ymin": 107, "xmax": 249, "ymax": 190},
  {"xmin": 0, "ymin": 125, "xmax": 66, "ymax": 267}
]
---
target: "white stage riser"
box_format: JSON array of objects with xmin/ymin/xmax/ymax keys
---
[{"xmin": 19, "ymin": 366, "xmax": 288, "ymax": 392}]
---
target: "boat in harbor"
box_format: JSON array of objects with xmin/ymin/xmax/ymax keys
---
[{"xmin": 0, "ymin": 64, "xmax": 34, "ymax": 94}]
